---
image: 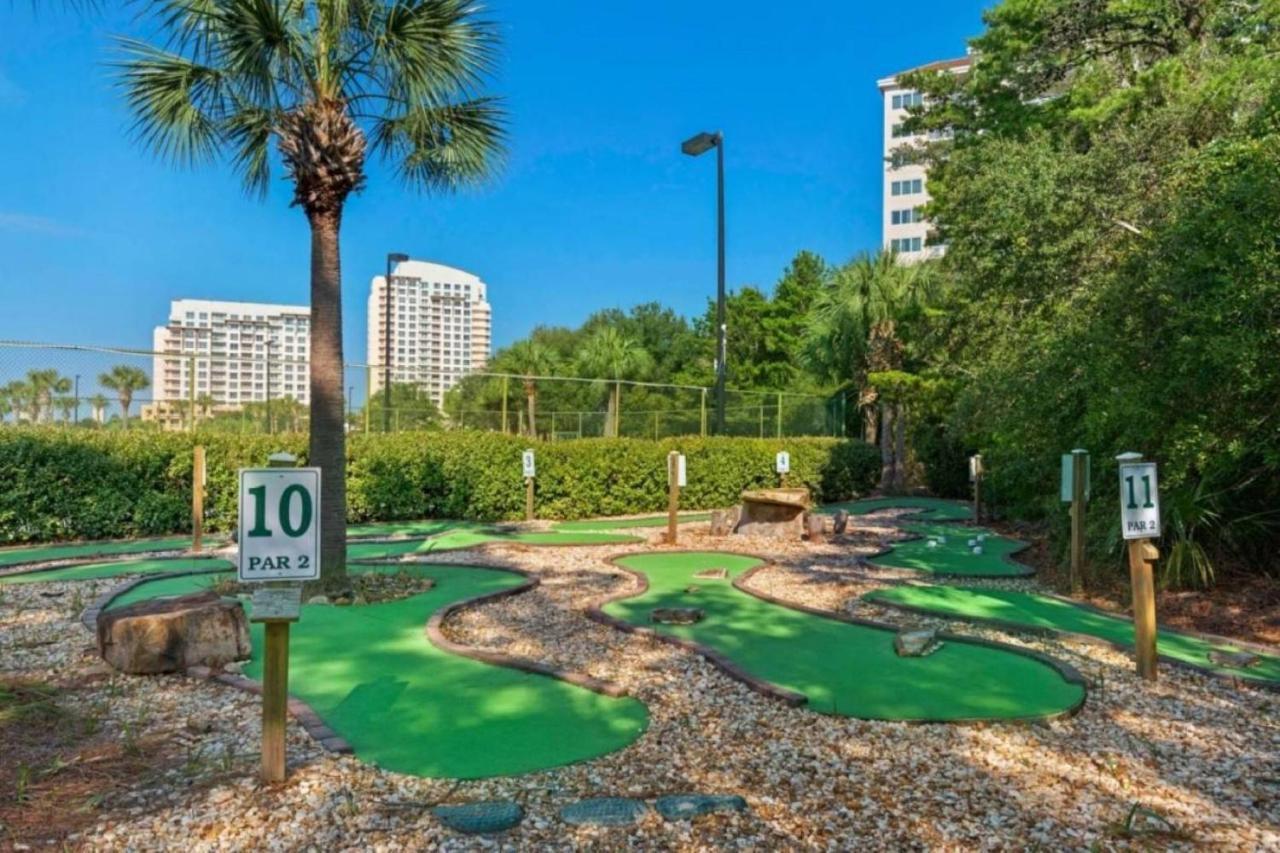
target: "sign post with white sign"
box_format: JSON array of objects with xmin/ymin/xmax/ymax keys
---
[
  {"xmin": 1061, "ymin": 449, "xmax": 1090, "ymax": 593},
  {"xmin": 192, "ymin": 445, "xmax": 206, "ymax": 553},
  {"xmin": 667, "ymin": 451, "xmax": 685, "ymax": 544},
  {"xmin": 776, "ymin": 450, "xmax": 790, "ymax": 487},
  {"xmin": 1116, "ymin": 452, "xmax": 1160, "ymax": 681},
  {"xmin": 238, "ymin": 455, "xmax": 319, "ymax": 783},
  {"xmin": 523, "ymin": 449, "xmax": 536, "ymax": 521}
]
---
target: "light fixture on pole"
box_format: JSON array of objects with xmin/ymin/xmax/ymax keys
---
[
  {"xmin": 384, "ymin": 252, "xmax": 410, "ymax": 432},
  {"xmin": 681, "ymin": 130, "xmax": 727, "ymax": 434}
]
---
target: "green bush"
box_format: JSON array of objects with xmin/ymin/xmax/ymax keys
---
[{"xmin": 0, "ymin": 428, "xmax": 878, "ymax": 543}]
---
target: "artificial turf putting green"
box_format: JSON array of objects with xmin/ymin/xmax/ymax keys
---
[
  {"xmin": 346, "ymin": 519, "xmax": 482, "ymax": 539},
  {"xmin": 0, "ymin": 557, "xmax": 233, "ymax": 586},
  {"xmin": 347, "ymin": 529, "xmax": 640, "ymax": 561},
  {"xmin": 818, "ymin": 496, "xmax": 973, "ymax": 521},
  {"xmin": 867, "ymin": 522, "xmax": 1032, "ymax": 578},
  {"xmin": 0, "ymin": 535, "xmax": 206, "ymax": 568},
  {"xmin": 606, "ymin": 552, "xmax": 1085, "ymax": 721},
  {"xmin": 107, "ymin": 564, "xmax": 649, "ymax": 779},
  {"xmin": 552, "ymin": 513, "xmax": 713, "ymax": 532},
  {"xmin": 865, "ymin": 585, "xmax": 1280, "ymax": 687}
]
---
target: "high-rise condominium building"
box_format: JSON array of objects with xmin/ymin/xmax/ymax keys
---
[
  {"xmin": 877, "ymin": 55, "xmax": 971, "ymax": 262},
  {"xmin": 366, "ymin": 259, "xmax": 492, "ymax": 407},
  {"xmin": 148, "ymin": 299, "xmax": 310, "ymax": 425}
]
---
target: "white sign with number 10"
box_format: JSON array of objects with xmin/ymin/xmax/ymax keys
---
[
  {"xmin": 238, "ymin": 468, "xmax": 321, "ymax": 582},
  {"xmin": 1118, "ymin": 461, "xmax": 1160, "ymax": 540}
]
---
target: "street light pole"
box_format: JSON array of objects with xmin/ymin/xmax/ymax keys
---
[
  {"xmin": 384, "ymin": 252, "xmax": 409, "ymax": 432},
  {"xmin": 682, "ymin": 130, "xmax": 727, "ymax": 434}
]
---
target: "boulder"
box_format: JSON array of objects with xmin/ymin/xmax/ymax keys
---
[
  {"xmin": 832, "ymin": 509, "xmax": 850, "ymax": 535},
  {"xmin": 804, "ymin": 513, "xmax": 826, "ymax": 542},
  {"xmin": 894, "ymin": 628, "xmax": 942, "ymax": 658},
  {"xmin": 736, "ymin": 488, "xmax": 811, "ymax": 539},
  {"xmin": 709, "ymin": 507, "xmax": 740, "ymax": 537},
  {"xmin": 97, "ymin": 591, "xmax": 251, "ymax": 675}
]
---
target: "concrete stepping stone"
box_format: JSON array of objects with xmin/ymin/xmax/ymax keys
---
[
  {"xmin": 432, "ymin": 800, "xmax": 524, "ymax": 834},
  {"xmin": 559, "ymin": 797, "xmax": 649, "ymax": 826},
  {"xmin": 655, "ymin": 793, "xmax": 748, "ymax": 821}
]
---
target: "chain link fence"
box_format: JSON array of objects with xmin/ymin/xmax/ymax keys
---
[{"xmin": 0, "ymin": 341, "xmax": 845, "ymax": 439}]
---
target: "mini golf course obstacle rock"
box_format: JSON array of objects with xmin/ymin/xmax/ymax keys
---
[
  {"xmin": 652, "ymin": 607, "xmax": 705, "ymax": 625},
  {"xmin": 735, "ymin": 488, "xmax": 812, "ymax": 539},
  {"xmin": 432, "ymin": 800, "xmax": 524, "ymax": 834},
  {"xmin": 1208, "ymin": 649, "xmax": 1261, "ymax": 669},
  {"xmin": 655, "ymin": 793, "xmax": 749, "ymax": 822},
  {"xmin": 894, "ymin": 628, "xmax": 942, "ymax": 658},
  {"xmin": 693, "ymin": 567, "xmax": 729, "ymax": 580},
  {"xmin": 805, "ymin": 512, "xmax": 826, "ymax": 542},
  {"xmin": 97, "ymin": 591, "xmax": 250, "ymax": 675},
  {"xmin": 560, "ymin": 797, "xmax": 650, "ymax": 827},
  {"xmin": 832, "ymin": 509, "xmax": 850, "ymax": 535},
  {"xmin": 709, "ymin": 507, "xmax": 740, "ymax": 537}
]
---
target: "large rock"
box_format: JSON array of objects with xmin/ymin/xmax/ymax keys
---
[
  {"xmin": 97, "ymin": 591, "xmax": 251, "ymax": 675},
  {"xmin": 709, "ymin": 507, "xmax": 740, "ymax": 537},
  {"xmin": 735, "ymin": 488, "xmax": 811, "ymax": 539}
]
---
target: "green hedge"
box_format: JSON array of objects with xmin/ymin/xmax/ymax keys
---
[{"xmin": 0, "ymin": 429, "xmax": 878, "ymax": 544}]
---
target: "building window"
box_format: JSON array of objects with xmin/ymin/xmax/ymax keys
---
[
  {"xmin": 891, "ymin": 178, "xmax": 924, "ymax": 196},
  {"xmin": 891, "ymin": 91, "xmax": 923, "ymax": 110},
  {"xmin": 890, "ymin": 237, "xmax": 923, "ymax": 253}
]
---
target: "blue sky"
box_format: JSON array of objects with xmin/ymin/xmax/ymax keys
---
[{"xmin": 0, "ymin": 1, "xmax": 990, "ymax": 363}]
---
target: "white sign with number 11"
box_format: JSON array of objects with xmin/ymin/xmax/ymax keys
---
[
  {"xmin": 238, "ymin": 468, "xmax": 321, "ymax": 582},
  {"xmin": 1118, "ymin": 461, "xmax": 1160, "ymax": 540}
]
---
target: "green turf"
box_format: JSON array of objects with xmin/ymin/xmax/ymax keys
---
[
  {"xmin": 606, "ymin": 552, "xmax": 1084, "ymax": 721},
  {"xmin": 865, "ymin": 585, "xmax": 1280, "ymax": 687},
  {"xmin": 106, "ymin": 564, "xmax": 649, "ymax": 778},
  {"xmin": 867, "ymin": 522, "xmax": 1031, "ymax": 578},
  {"xmin": 0, "ymin": 535, "xmax": 205, "ymax": 568},
  {"xmin": 552, "ymin": 513, "xmax": 713, "ymax": 532},
  {"xmin": 818, "ymin": 496, "xmax": 973, "ymax": 521},
  {"xmin": 347, "ymin": 529, "xmax": 641, "ymax": 561},
  {"xmin": 346, "ymin": 519, "xmax": 484, "ymax": 539},
  {"xmin": 0, "ymin": 557, "xmax": 233, "ymax": 586}
]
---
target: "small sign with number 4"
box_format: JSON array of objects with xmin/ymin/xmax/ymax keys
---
[
  {"xmin": 238, "ymin": 468, "xmax": 321, "ymax": 582},
  {"xmin": 1118, "ymin": 461, "xmax": 1160, "ymax": 540},
  {"xmin": 776, "ymin": 451, "xmax": 790, "ymax": 474}
]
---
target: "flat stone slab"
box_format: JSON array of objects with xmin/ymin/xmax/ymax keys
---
[
  {"xmin": 1208, "ymin": 649, "xmax": 1261, "ymax": 669},
  {"xmin": 432, "ymin": 800, "xmax": 524, "ymax": 834},
  {"xmin": 894, "ymin": 628, "xmax": 941, "ymax": 658},
  {"xmin": 560, "ymin": 797, "xmax": 649, "ymax": 827},
  {"xmin": 652, "ymin": 607, "xmax": 705, "ymax": 625},
  {"xmin": 655, "ymin": 794, "xmax": 748, "ymax": 822},
  {"xmin": 693, "ymin": 567, "xmax": 728, "ymax": 579}
]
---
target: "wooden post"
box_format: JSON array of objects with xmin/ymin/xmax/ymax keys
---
[
  {"xmin": 525, "ymin": 477, "xmax": 534, "ymax": 522},
  {"xmin": 667, "ymin": 450, "xmax": 680, "ymax": 545},
  {"xmin": 261, "ymin": 620, "xmax": 290, "ymax": 782},
  {"xmin": 501, "ymin": 375, "xmax": 509, "ymax": 434},
  {"xmin": 971, "ymin": 454, "xmax": 983, "ymax": 523},
  {"xmin": 700, "ymin": 389, "xmax": 707, "ymax": 438},
  {"xmin": 776, "ymin": 392, "xmax": 783, "ymax": 438},
  {"xmin": 1070, "ymin": 449, "xmax": 1087, "ymax": 593},
  {"xmin": 192, "ymin": 445, "xmax": 205, "ymax": 553},
  {"xmin": 1128, "ymin": 538, "xmax": 1160, "ymax": 680}
]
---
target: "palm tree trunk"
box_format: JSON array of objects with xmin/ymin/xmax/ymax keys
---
[
  {"xmin": 893, "ymin": 402, "xmax": 907, "ymax": 492},
  {"xmin": 605, "ymin": 384, "xmax": 618, "ymax": 438},
  {"xmin": 863, "ymin": 402, "xmax": 877, "ymax": 444},
  {"xmin": 879, "ymin": 401, "xmax": 895, "ymax": 492},
  {"xmin": 308, "ymin": 209, "xmax": 348, "ymax": 591},
  {"xmin": 525, "ymin": 381, "xmax": 537, "ymax": 438}
]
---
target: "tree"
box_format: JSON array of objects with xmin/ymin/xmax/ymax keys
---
[
  {"xmin": 89, "ymin": 393, "xmax": 110, "ymax": 424},
  {"xmin": 0, "ymin": 381, "xmax": 29, "ymax": 424},
  {"xmin": 365, "ymin": 384, "xmax": 442, "ymax": 432},
  {"xmin": 25, "ymin": 369, "xmax": 71, "ymax": 423},
  {"xmin": 117, "ymin": 0, "xmax": 506, "ymax": 589},
  {"xmin": 98, "ymin": 365, "xmax": 150, "ymax": 426},
  {"xmin": 497, "ymin": 339, "xmax": 559, "ymax": 437},
  {"xmin": 54, "ymin": 396, "xmax": 77, "ymax": 423},
  {"xmin": 577, "ymin": 328, "xmax": 652, "ymax": 437}
]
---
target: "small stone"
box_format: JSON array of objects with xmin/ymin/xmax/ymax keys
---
[
  {"xmin": 432, "ymin": 800, "xmax": 524, "ymax": 834},
  {"xmin": 655, "ymin": 794, "xmax": 748, "ymax": 821},
  {"xmin": 560, "ymin": 797, "xmax": 649, "ymax": 827},
  {"xmin": 652, "ymin": 607, "xmax": 704, "ymax": 625},
  {"xmin": 973, "ymin": 546, "xmax": 984, "ymax": 555},
  {"xmin": 306, "ymin": 595, "xmax": 330, "ymax": 605},
  {"xmin": 832, "ymin": 509, "xmax": 850, "ymax": 535},
  {"xmin": 894, "ymin": 628, "xmax": 941, "ymax": 657},
  {"xmin": 1208, "ymin": 649, "xmax": 1260, "ymax": 669}
]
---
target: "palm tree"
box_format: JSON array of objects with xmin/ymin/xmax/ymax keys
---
[
  {"xmin": 89, "ymin": 393, "xmax": 110, "ymax": 424},
  {"xmin": 577, "ymin": 328, "xmax": 652, "ymax": 438},
  {"xmin": 195, "ymin": 393, "xmax": 216, "ymax": 423},
  {"xmin": 25, "ymin": 369, "xmax": 71, "ymax": 423},
  {"xmin": 802, "ymin": 251, "xmax": 939, "ymax": 490},
  {"xmin": 54, "ymin": 396, "xmax": 78, "ymax": 423},
  {"xmin": 3, "ymin": 381, "xmax": 32, "ymax": 424},
  {"xmin": 0, "ymin": 386, "xmax": 11, "ymax": 424},
  {"xmin": 98, "ymin": 365, "xmax": 151, "ymax": 426},
  {"xmin": 117, "ymin": 0, "xmax": 505, "ymax": 590},
  {"xmin": 499, "ymin": 340, "xmax": 559, "ymax": 438}
]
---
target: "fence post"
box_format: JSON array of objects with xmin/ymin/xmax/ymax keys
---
[
  {"xmin": 700, "ymin": 389, "xmax": 707, "ymax": 438},
  {"xmin": 653, "ymin": 410, "xmax": 659, "ymax": 440},
  {"xmin": 758, "ymin": 402, "xmax": 764, "ymax": 438},
  {"xmin": 501, "ymin": 375, "xmax": 509, "ymax": 434},
  {"xmin": 776, "ymin": 392, "xmax": 783, "ymax": 438},
  {"xmin": 615, "ymin": 381, "xmax": 622, "ymax": 437}
]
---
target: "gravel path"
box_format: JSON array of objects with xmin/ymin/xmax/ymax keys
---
[{"xmin": 1, "ymin": 512, "xmax": 1276, "ymax": 849}]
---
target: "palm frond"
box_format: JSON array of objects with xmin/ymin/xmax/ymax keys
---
[
  {"xmin": 372, "ymin": 96, "xmax": 504, "ymax": 190},
  {"xmin": 114, "ymin": 38, "xmax": 227, "ymax": 165}
]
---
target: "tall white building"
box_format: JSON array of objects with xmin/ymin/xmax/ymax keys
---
[
  {"xmin": 877, "ymin": 56, "xmax": 971, "ymax": 262},
  {"xmin": 366, "ymin": 259, "xmax": 492, "ymax": 407},
  {"xmin": 149, "ymin": 299, "xmax": 311, "ymax": 421}
]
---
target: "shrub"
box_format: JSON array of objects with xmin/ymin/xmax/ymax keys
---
[{"xmin": 0, "ymin": 428, "xmax": 879, "ymax": 543}]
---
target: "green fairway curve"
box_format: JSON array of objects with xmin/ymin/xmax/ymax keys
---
[
  {"xmin": 106, "ymin": 564, "xmax": 649, "ymax": 778},
  {"xmin": 865, "ymin": 585, "xmax": 1280, "ymax": 688},
  {"xmin": 346, "ymin": 519, "xmax": 481, "ymax": 539},
  {"xmin": 868, "ymin": 523, "xmax": 1033, "ymax": 578},
  {"xmin": 553, "ymin": 513, "xmax": 712, "ymax": 532},
  {"xmin": 819, "ymin": 496, "xmax": 972, "ymax": 521},
  {"xmin": 0, "ymin": 535, "xmax": 208, "ymax": 569},
  {"xmin": 347, "ymin": 529, "xmax": 641, "ymax": 561},
  {"xmin": 0, "ymin": 556, "xmax": 233, "ymax": 586},
  {"xmin": 603, "ymin": 552, "xmax": 1085, "ymax": 721}
]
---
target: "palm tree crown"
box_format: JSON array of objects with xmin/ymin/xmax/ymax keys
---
[{"xmin": 98, "ymin": 365, "xmax": 151, "ymax": 423}]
